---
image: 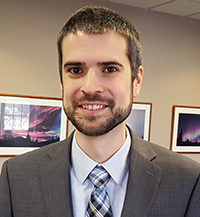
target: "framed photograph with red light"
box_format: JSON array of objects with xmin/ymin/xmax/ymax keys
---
[
  {"xmin": 170, "ymin": 105, "xmax": 200, "ymax": 153},
  {"xmin": 0, "ymin": 94, "xmax": 67, "ymax": 157}
]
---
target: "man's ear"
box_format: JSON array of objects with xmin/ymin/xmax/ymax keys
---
[{"xmin": 133, "ymin": 66, "xmax": 143, "ymax": 98}]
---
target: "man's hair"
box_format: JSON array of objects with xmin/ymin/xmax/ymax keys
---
[{"xmin": 57, "ymin": 6, "xmax": 142, "ymax": 83}]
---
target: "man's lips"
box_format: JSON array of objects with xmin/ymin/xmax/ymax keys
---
[{"xmin": 73, "ymin": 94, "xmax": 115, "ymax": 110}]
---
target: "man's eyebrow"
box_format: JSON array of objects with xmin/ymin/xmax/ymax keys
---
[
  {"xmin": 63, "ymin": 61, "xmax": 85, "ymax": 69},
  {"xmin": 98, "ymin": 61, "xmax": 123, "ymax": 67},
  {"xmin": 63, "ymin": 61, "xmax": 123, "ymax": 68}
]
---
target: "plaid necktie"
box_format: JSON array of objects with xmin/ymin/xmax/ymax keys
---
[{"xmin": 85, "ymin": 165, "xmax": 113, "ymax": 217}]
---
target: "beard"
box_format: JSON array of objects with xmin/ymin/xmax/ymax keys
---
[{"xmin": 63, "ymin": 92, "xmax": 133, "ymax": 137}]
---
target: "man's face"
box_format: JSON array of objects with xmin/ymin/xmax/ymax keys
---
[{"xmin": 61, "ymin": 31, "xmax": 142, "ymax": 136}]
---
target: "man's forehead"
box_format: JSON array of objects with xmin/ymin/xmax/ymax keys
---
[
  {"xmin": 61, "ymin": 31, "xmax": 128, "ymax": 57},
  {"xmin": 62, "ymin": 31, "xmax": 127, "ymax": 54},
  {"xmin": 61, "ymin": 31, "xmax": 129, "ymax": 67}
]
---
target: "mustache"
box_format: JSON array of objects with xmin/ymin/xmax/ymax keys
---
[{"xmin": 72, "ymin": 93, "xmax": 115, "ymax": 108}]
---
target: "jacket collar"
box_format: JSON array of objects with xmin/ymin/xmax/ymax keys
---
[
  {"xmin": 121, "ymin": 127, "xmax": 162, "ymax": 216},
  {"xmin": 40, "ymin": 134, "xmax": 74, "ymax": 217}
]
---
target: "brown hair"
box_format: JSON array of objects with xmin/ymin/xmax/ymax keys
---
[{"xmin": 57, "ymin": 6, "xmax": 142, "ymax": 83}]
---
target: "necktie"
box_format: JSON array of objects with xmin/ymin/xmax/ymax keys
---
[{"xmin": 85, "ymin": 165, "xmax": 113, "ymax": 217}]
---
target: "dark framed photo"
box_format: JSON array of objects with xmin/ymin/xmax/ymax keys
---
[
  {"xmin": 67, "ymin": 102, "xmax": 152, "ymax": 141},
  {"xmin": 0, "ymin": 94, "xmax": 67, "ymax": 156},
  {"xmin": 170, "ymin": 105, "xmax": 200, "ymax": 153}
]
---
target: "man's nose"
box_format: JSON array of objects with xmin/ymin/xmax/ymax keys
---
[{"xmin": 80, "ymin": 71, "xmax": 104, "ymax": 94}]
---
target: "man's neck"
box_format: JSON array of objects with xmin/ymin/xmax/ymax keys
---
[{"xmin": 75, "ymin": 122, "xmax": 127, "ymax": 163}]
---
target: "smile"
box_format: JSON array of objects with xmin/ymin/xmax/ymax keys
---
[{"xmin": 81, "ymin": 105, "xmax": 106, "ymax": 110}]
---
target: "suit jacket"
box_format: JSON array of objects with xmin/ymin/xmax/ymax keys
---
[{"xmin": 0, "ymin": 128, "xmax": 200, "ymax": 217}]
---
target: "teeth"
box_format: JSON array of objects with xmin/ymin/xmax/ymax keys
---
[{"xmin": 82, "ymin": 105, "xmax": 104, "ymax": 110}]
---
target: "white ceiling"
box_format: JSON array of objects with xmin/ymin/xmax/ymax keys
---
[{"xmin": 108, "ymin": 0, "xmax": 200, "ymax": 20}]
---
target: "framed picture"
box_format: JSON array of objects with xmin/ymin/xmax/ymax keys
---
[
  {"xmin": 0, "ymin": 94, "xmax": 67, "ymax": 156},
  {"xmin": 170, "ymin": 105, "xmax": 200, "ymax": 153},
  {"xmin": 126, "ymin": 102, "xmax": 152, "ymax": 141},
  {"xmin": 67, "ymin": 102, "xmax": 152, "ymax": 141}
]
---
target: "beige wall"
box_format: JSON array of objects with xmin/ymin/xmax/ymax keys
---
[{"xmin": 1, "ymin": 0, "xmax": 200, "ymax": 171}]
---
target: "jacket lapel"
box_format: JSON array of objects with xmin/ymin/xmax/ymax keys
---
[
  {"xmin": 40, "ymin": 134, "xmax": 74, "ymax": 217},
  {"xmin": 38, "ymin": 128, "xmax": 162, "ymax": 217},
  {"xmin": 121, "ymin": 130, "xmax": 162, "ymax": 217}
]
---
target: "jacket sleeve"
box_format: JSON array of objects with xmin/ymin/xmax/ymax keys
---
[
  {"xmin": 0, "ymin": 161, "xmax": 13, "ymax": 217},
  {"xmin": 185, "ymin": 173, "xmax": 200, "ymax": 217}
]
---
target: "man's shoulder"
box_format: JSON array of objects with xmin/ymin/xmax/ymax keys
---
[
  {"xmin": 5, "ymin": 134, "xmax": 73, "ymax": 169},
  {"xmin": 150, "ymin": 142, "xmax": 200, "ymax": 168},
  {"xmin": 146, "ymin": 141, "xmax": 200, "ymax": 180},
  {"xmin": 129, "ymin": 129, "xmax": 200, "ymax": 173}
]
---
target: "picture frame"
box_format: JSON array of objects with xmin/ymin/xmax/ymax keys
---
[
  {"xmin": 0, "ymin": 94, "xmax": 67, "ymax": 157},
  {"xmin": 170, "ymin": 105, "xmax": 200, "ymax": 153},
  {"xmin": 67, "ymin": 102, "xmax": 152, "ymax": 141},
  {"xmin": 126, "ymin": 102, "xmax": 152, "ymax": 141}
]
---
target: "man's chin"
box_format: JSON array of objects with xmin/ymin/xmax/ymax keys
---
[
  {"xmin": 67, "ymin": 105, "xmax": 132, "ymax": 136},
  {"xmin": 76, "ymin": 127, "xmax": 112, "ymax": 137},
  {"xmin": 75, "ymin": 124, "xmax": 106, "ymax": 136},
  {"xmin": 74, "ymin": 119, "xmax": 120, "ymax": 137}
]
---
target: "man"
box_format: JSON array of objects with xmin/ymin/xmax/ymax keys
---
[{"xmin": 0, "ymin": 6, "xmax": 200, "ymax": 217}]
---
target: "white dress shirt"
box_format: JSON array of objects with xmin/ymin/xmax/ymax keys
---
[{"xmin": 70, "ymin": 129, "xmax": 131, "ymax": 217}]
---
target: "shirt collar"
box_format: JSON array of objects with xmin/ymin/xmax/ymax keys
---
[{"xmin": 71, "ymin": 128, "xmax": 131, "ymax": 186}]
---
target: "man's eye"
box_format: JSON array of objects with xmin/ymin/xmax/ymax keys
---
[
  {"xmin": 104, "ymin": 67, "xmax": 118, "ymax": 73},
  {"xmin": 68, "ymin": 67, "xmax": 82, "ymax": 74}
]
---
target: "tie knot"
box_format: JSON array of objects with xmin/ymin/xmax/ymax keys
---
[{"xmin": 89, "ymin": 165, "xmax": 110, "ymax": 188}]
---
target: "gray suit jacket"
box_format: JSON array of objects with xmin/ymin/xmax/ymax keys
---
[{"xmin": 0, "ymin": 128, "xmax": 200, "ymax": 217}]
